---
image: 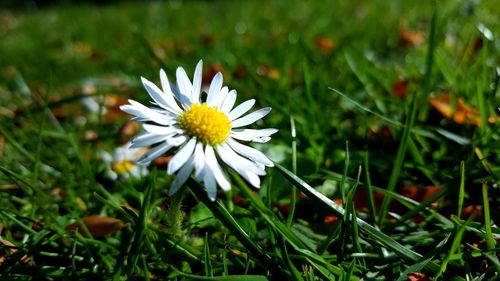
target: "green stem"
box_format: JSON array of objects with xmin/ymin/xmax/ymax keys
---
[
  {"xmin": 286, "ymin": 116, "xmax": 297, "ymax": 228},
  {"xmin": 166, "ymin": 188, "xmax": 186, "ymax": 238}
]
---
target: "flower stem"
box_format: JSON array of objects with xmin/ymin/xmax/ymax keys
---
[{"xmin": 166, "ymin": 188, "xmax": 185, "ymax": 238}]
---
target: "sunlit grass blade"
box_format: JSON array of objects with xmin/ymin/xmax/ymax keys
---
[
  {"xmin": 231, "ymin": 172, "xmax": 348, "ymax": 277},
  {"xmin": 275, "ymin": 163, "xmax": 441, "ymax": 273},
  {"xmin": 286, "ymin": 116, "xmax": 298, "ymax": 228}
]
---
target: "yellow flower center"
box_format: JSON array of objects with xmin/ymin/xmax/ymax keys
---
[
  {"xmin": 112, "ymin": 161, "xmax": 134, "ymax": 174},
  {"xmin": 178, "ymin": 103, "xmax": 231, "ymax": 146}
]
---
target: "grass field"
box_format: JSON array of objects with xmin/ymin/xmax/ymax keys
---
[{"xmin": 0, "ymin": 0, "xmax": 499, "ymax": 280}]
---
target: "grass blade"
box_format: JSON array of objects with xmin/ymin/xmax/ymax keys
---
[
  {"xmin": 378, "ymin": 7, "xmax": 437, "ymax": 225},
  {"xmin": 275, "ymin": 163, "xmax": 441, "ymax": 273},
  {"xmin": 187, "ymin": 178, "xmax": 286, "ymax": 279}
]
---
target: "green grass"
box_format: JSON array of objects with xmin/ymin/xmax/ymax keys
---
[{"xmin": 0, "ymin": 0, "xmax": 499, "ymax": 280}]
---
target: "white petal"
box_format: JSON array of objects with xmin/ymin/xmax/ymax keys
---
[
  {"xmin": 193, "ymin": 142, "xmax": 205, "ymax": 179},
  {"xmin": 168, "ymin": 154, "xmax": 195, "ymax": 196},
  {"xmin": 251, "ymin": 136, "xmax": 272, "ymax": 143},
  {"xmin": 120, "ymin": 100, "xmax": 171, "ymax": 126},
  {"xmin": 167, "ymin": 135, "xmax": 188, "ymax": 146},
  {"xmin": 137, "ymin": 142, "xmax": 173, "ymax": 165},
  {"xmin": 167, "ymin": 138, "xmax": 197, "ymax": 174},
  {"xmin": 206, "ymin": 72, "xmax": 223, "ymax": 106},
  {"xmin": 141, "ymin": 77, "xmax": 181, "ymax": 114},
  {"xmin": 203, "ymin": 170, "xmax": 217, "ymax": 201},
  {"xmin": 227, "ymin": 99, "xmax": 255, "ymax": 121},
  {"xmin": 219, "ymin": 144, "xmax": 265, "ymax": 176},
  {"xmin": 205, "ymin": 145, "xmax": 231, "ymax": 191},
  {"xmin": 220, "ymin": 89, "xmax": 237, "ymax": 114},
  {"xmin": 215, "ymin": 86, "xmax": 229, "ymax": 109},
  {"xmin": 226, "ymin": 138, "xmax": 274, "ymax": 167},
  {"xmin": 191, "ymin": 60, "xmax": 203, "ymax": 103},
  {"xmin": 230, "ymin": 128, "xmax": 278, "ymax": 142},
  {"xmin": 231, "ymin": 107, "xmax": 271, "ymax": 128},
  {"xmin": 160, "ymin": 69, "xmax": 183, "ymax": 104},
  {"xmin": 143, "ymin": 124, "xmax": 181, "ymax": 135},
  {"xmin": 176, "ymin": 67, "xmax": 193, "ymax": 106},
  {"xmin": 130, "ymin": 134, "xmax": 167, "ymax": 148},
  {"xmin": 216, "ymin": 144, "xmax": 263, "ymax": 188}
]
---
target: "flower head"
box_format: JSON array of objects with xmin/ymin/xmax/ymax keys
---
[
  {"xmin": 120, "ymin": 60, "xmax": 277, "ymax": 200},
  {"xmin": 99, "ymin": 142, "xmax": 149, "ymax": 180}
]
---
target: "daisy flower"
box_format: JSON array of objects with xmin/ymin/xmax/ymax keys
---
[
  {"xmin": 99, "ymin": 142, "xmax": 149, "ymax": 180},
  {"xmin": 120, "ymin": 60, "xmax": 277, "ymax": 200}
]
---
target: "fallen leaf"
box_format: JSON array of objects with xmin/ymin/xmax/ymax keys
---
[
  {"xmin": 103, "ymin": 95, "xmax": 130, "ymax": 124},
  {"xmin": 392, "ymin": 80, "xmax": 408, "ymax": 98},
  {"xmin": 407, "ymin": 272, "xmax": 430, "ymax": 281},
  {"xmin": 399, "ymin": 29, "xmax": 425, "ymax": 46},
  {"xmin": 429, "ymin": 92, "xmax": 498, "ymax": 125},
  {"xmin": 152, "ymin": 155, "xmax": 172, "ymax": 169},
  {"xmin": 324, "ymin": 199, "xmax": 343, "ymax": 225},
  {"xmin": 314, "ymin": 36, "xmax": 336, "ymax": 55},
  {"xmin": 256, "ymin": 64, "xmax": 280, "ymax": 80},
  {"xmin": 461, "ymin": 205, "xmax": 483, "ymax": 219},
  {"xmin": 0, "ymin": 239, "xmax": 33, "ymax": 267},
  {"xmin": 66, "ymin": 215, "xmax": 127, "ymax": 238}
]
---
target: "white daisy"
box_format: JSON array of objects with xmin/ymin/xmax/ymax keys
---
[
  {"xmin": 99, "ymin": 142, "xmax": 149, "ymax": 180},
  {"xmin": 120, "ymin": 60, "xmax": 277, "ymax": 200}
]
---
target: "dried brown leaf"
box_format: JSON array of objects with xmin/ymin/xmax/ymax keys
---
[
  {"xmin": 66, "ymin": 215, "xmax": 126, "ymax": 238},
  {"xmin": 314, "ymin": 36, "xmax": 336, "ymax": 55},
  {"xmin": 429, "ymin": 92, "xmax": 498, "ymax": 125},
  {"xmin": 407, "ymin": 272, "xmax": 430, "ymax": 281}
]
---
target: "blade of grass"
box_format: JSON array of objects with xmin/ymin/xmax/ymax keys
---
[
  {"xmin": 348, "ymin": 166, "xmax": 365, "ymax": 267},
  {"xmin": 345, "ymin": 52, "xmax": 387, "ymax": 114},
  {"xmin": 124, "ymin": 172, "xmax": 155, "ymax": 278},
  {"xmin": 204, "ymin": 233, "xmax": 214, "ymax": 277},
  {"xmin": 275, "ymin": 163, "xmax": 441, "ymax": 273},
  {"xmin": 457, "ymin": 161, "xmax": 465, "ymax": 218},
  {"xmin": 170, "ymin": 265, "xmax": 270, "ymax": 281},
  {"xmin": 395, "ymin": 186, "xmax": 447, "ymax": 225},
  {"xmin": 329, "ymin": 88, "xmax": 401, "ymax": 127},
  {"xmin": 187, "ymin": 178, "xmax": 286, "ymax": 279},
  {"xmin": 436, "ymin": 222, "xmax": 467, "ymax": 278},
  {"xmin": 482, "ymin": 182, "xmax": 500, "ymax": 274},
  {"xmin": 277, "ymin": 235, "xmax": 305, "ymax": 281},
  {"xmin": 363, "ymin": 151, "xmax": 377, "ymax": 225},
  {"xmin": 231, "ymin": 173, "xmax": 348, "ymax": 278},
  {"xmin": 286, "ymin": 116, "xmax": 298, "ymax": 228},
  {"xmin": 341, "ymin": 141, "xmax": 349, "ymax": 204},
  {"xmin": 378, "ymin": 8, "xmax": 437, "ymax": 225}
]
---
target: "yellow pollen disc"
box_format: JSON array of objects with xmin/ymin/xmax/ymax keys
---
[
  {"xmin": 112, "ymin": 161, "xmax": 134, "ymax": 174},
  {"xmin": 178, "ymin": 103, "xmax": 231, "ymax": 145}
]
